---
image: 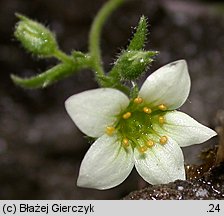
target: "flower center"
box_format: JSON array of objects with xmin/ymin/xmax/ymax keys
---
[{"xmin": 106, "ymin": 97, "xmax": 169, "ymax": 153}]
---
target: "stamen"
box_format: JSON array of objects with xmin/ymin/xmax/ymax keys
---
[
  {"xmin": 138, "ymin": 146, "xmax": 148, "ymax": 153},
  {"xmin": 134, "ymin": 97, "xmax": 143, "ymax": 104},
  {"xmin": 146, "ymin": 140, "xmax": 154, "ymax": 147},
  {"xmin": 143, "ymin": 107, "xmax": 152, "ymax": 114},
  {"xmin": 122, "ymin": 138, "xmax": 129, "ymax": 147},
  {"xmin": 160, "ymin": 136, "xmax": 168, "ymax": 145},
  {"xmin": 158, "ymin": 116, "xmax": 165, "ymax": 124},
  {"xmin": 106, "ymin": 126, "xmax": 115, "ymax": 136},
  {"xmin": 158, "ymin": 104, "xmax": 167, "ymax": 111},
  {"xmin": 123, "ymin": 112, "xmax": 132, "ymax": 119}
]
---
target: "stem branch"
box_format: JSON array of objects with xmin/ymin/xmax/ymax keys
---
[{"xmin": 53, "ymin": 49, "xmax": 73, "ymax": 64}]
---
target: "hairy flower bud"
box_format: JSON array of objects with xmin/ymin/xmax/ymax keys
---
[
  {"xmin": 14, "ymin": 14, "xmax": 58, "ymax": 57},
  {"xmin": 113, "ymin": 50, "xmax": 157, "ymax": 80}
]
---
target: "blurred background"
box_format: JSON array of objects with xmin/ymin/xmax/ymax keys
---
[{"xmin": 0, "ymin": 0, "xmax": 223, "ymax": 199}]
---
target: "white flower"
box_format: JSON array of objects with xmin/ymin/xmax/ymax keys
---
[{"xmin": 65, "ymin": 60, "xmax": 217, "ymax": 190}]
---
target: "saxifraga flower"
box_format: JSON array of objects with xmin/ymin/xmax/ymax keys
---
[{"xmin": 65, "ymin": 60, "xmax": 217, "ymax": 190}]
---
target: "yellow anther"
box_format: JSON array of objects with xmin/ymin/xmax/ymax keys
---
[
  {"xmin": 123, "ymin": 112, "xmax": 132, "ymax": 119},
  {"xmin": 138, "ymin": 146, "xmax": 148, "ymax": 154},
  {"xmin": 122, "ymin": 138, "xmax": 129, "ymax": 147},
  {"xmin": 158, "ymin": 104, "xmax": 167, "ymax": 111},
  {"xmin": 160, "ymin": 136, "xmax": 168, "ymax": 145},
  {"xmin": 134, "ymin": 97, "xmax": 143, "ymax": 104},
  {"xmin": 106, "ymin": 126, "xmax": 115, "ymax": 136},
  {"xmin": 143, "ymin": 107, "xmax": 152, "ymax": 114},
  {"xmin": 146, "ymin": 140, "xmax": 154, "ymax": 147},
  {"xmin": 158, "ymin": 116, "xmax": 165, "ymax": 124}
]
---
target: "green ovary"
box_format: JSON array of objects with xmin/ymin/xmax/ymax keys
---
[
  {"xmin": 118, "ymin": 111, "xmax": 153, "ymax": 139},
  {"xmin": 111, "ymin": 99, "xmax": 168, "ymax": 153}
]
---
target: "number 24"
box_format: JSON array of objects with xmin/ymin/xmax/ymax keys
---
[{"xmin": 208, "ymin": 204, "xmax": 220, "ymax": 213}]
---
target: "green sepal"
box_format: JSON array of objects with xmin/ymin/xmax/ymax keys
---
[
  {"xmin": 14, "ymin": 13, "xmax": 58, "ymax": 57},
  {"xmin": 128, "ymin": 16, "xmax": 148, "ymax": 51},
  {"xmin": 110, "ymin": 50, "xmax": 158, "ymax": 80}
]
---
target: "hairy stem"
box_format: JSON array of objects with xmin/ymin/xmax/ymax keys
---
[
  {"xmin": 53, "ymin": 49, "xmax": 73, "ymax": 64},
  {"xmin": 89, "ymin": 0, "xmax": 125, "ymax": 85},
  {"xmin": 11, "ymin": 58, "xmax": 91, "ymax": 89}
]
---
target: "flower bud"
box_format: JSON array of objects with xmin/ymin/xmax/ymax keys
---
[
  {"xmin": 113, "ymin": 50, "xmax": 157, "ymax": 80},
  {"xmin": 14, "ymin": 14, "xmax": 58, "ymax": 57}
]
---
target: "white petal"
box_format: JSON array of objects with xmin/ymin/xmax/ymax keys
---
[
  {"xmin": 134, "ymin": 138, "xmax": 185, "ymax": 185},
  {"xmin": 77, "ymin": 134, "xmax": 134, "ymax": 190},
  {"xmin": 139, "ymin": 60, "xmax": 190, "ymax": 110},
  {"xmin": 153, "ymin": 111, "xmax": 217, "ymax": 147},
  {"xmin": 65, "ymin": 88, "xmax": 129, "ymax": 137}
]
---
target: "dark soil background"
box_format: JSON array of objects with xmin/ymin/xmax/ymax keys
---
[{"xmin": 0, "ymin": 0, "xmax": 223, "ymax": 199}]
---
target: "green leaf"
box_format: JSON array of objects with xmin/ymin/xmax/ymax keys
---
[
  {"xmin": 128, "ymin": 16, "xmax": 148, "ymax": 51},
  {"xmin": 11, "ymin": 63, "xmax": 74, "ymax": 88}
]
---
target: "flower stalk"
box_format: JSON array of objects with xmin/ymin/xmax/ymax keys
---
[{"xmin": 88, "ymin": 0, "xmax": 125, "ymax": 85}]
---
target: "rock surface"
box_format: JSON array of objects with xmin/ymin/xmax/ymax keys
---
[{"xmin": 124, "ymin": 163, "xmax": 224, "ymax": 200}]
